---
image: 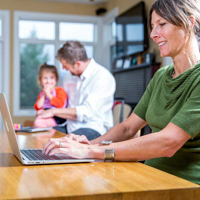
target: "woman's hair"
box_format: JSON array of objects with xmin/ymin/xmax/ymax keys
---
[
  {"xmin": 37, "ymin": 63, "xmax": 59, "ymax": 87},
  {"xmin": 148, "ymin": 0, "xmax": 200, "ymax": 49},
  {"xmin": 56, "ymin": 41, "xmax": 88, "ymax": 65}
]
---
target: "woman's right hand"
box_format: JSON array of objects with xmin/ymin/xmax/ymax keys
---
[{"xmin": 43, "ymin": 137, "xmax": 93, "ymax": 158}]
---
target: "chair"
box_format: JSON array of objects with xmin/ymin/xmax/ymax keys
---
[{"xmin": 113, "ymin": 97, "xmax": 132, "ymax": 126}]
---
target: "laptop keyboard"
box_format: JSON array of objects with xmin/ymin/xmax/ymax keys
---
[{"xmin": 21, "ymin": 149, "xmax": 62, "ymax": 161}]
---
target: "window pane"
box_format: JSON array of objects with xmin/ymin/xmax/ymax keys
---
[
  {"xmin": 0, "ymin": 19, "xmax": 2, "ymax": 37},
  {"xmin": 116, "ymin": 24, "xmax": 123, "ymax": 42},
  {"xmin": 19, "ymin": 20, "xmax": 55, "ymax": 40},
  {"xmin": 59, "ymin": 22, "xmax": 94, "ymax": 42},
  {"xmin": 126, "ymin": 24, "xmax": 144, "ymax": 41},
  {"xmin": 112, "ymin": 21, "xmax": 116, "ymax": 40},
  {"xmin": 85, "ymin": 45, "xmax": 93, "ymax": 58},
  {"xmin": 20, "ymin": 43, "xmax": 55, "ymax": 109}
]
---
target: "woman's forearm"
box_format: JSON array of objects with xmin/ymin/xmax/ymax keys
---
[
  {"xmin": 90, "ymin": 123, "xmax": 191, "ymax": 161},
  {"xmin": 90, "ymin": 122, "xmax": 133, "ymax": 145},
  {"xmin": 91, "ymin": 113, "xmax": 147, "ymax": 145}
]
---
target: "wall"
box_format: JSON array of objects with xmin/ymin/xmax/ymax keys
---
[
  {"xmin": 0, "ymin": 0, "xmax": 102, "ymax": 125},
  {"xmin": 105, "ymin": 0, "xmax": 162, "ymax": 64}
]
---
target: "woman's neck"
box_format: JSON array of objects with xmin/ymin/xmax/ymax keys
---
[{"xmin": 172, "ymin": 38, "xmax": 200, "ymax": 78}]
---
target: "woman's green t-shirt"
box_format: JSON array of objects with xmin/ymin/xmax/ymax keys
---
[{"xmin": 133, "ymin": 63, "xmax": 200, "ymax": 184}]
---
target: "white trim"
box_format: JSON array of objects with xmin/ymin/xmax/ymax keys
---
[
  {"xmin": 101, "ymin": 8, "xmax": 118, "ymax": 70},
  {"xmin": 15, "ymin": 11, "xmax": 100, "ymax": 22},
  {"xmin": 13, "ymin": 11, "xmax": 101, "ymax": 117},
  {"xmin": 0, "ymin": 10, "xmax": 10, "ymax": 129}
]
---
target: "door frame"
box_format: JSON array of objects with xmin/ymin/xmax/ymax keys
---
[{"xmin": 0, "ymin": 10, "xmax": 10, "ymax": 129}]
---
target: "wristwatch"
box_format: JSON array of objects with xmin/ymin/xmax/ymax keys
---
[
  {"xmin": 101, "ymin": 140, "xmax": 115, "ymax": 162},
  {"xmin": 104, "ymin": 149, "xmax": 115, "ymax": 162}
]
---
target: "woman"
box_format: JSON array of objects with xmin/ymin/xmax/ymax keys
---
[{"xmin": 43, "ymin": 0, "xmax": 200, "ymax": 184}]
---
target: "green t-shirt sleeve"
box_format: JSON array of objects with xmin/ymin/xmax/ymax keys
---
[{"xmin": 171, "ymin": 83, "xmax": 200, "ymax": 139}]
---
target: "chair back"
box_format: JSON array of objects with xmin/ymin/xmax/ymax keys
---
[{"xmin": 113, "ymin": 99, "xmax": 132, "ymax": 125}]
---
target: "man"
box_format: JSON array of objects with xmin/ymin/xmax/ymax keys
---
[{"xmin": 37, "ymin": 41, "xmax": 116, "ymax": 140}]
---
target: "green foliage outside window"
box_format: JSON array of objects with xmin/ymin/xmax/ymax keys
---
[{"xmin": 20, "ymin": 32, "xmax": 49, "ymax": 109}]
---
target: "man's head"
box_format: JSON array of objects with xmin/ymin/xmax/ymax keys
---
[{"xmin": 56, "ymin": 41, "xmax": 89, "ymax": 76}]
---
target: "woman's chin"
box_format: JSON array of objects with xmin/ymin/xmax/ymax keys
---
[{"xmin": 160, "ymin": 52, "xmax": 170, "ymax": 58}]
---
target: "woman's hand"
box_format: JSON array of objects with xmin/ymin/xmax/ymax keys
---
[
  {"xmin": 43, "ymin": 137, "xmax": 92, "ymax": 159},
  {"xmin": 67, "ymin": 133, "xmax": 91, "ymax": 145}
]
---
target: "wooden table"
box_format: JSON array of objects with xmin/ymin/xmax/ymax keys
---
[{"xmin": 0, "ymin": 129, "xmax": 199, "ymax": 200}]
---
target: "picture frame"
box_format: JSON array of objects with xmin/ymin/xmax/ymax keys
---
[
  {"xmin": 123, "ymin": 57, "xmax": 132, "ymax": 69},
  {"xmin": 115, "ymin": 58, "xmax": 124, "ymax": 69},
  {"xmin": 131, "ymin": 57, "xmax": 137, "ymax": 66}
]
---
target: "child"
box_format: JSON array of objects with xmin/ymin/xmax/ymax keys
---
[{"xmin": 33, "ymin": 63, "xmax": 67, "ymax": 128}]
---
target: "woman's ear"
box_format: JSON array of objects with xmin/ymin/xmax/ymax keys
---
[{"xmin": 189, "ymin": 15, "xmax": 196, "ymax": 29}]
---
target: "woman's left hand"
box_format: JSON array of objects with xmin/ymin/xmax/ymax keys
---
[{"xmin": 43, "ymin": 137, "xmax": 92, "ymax": 159}]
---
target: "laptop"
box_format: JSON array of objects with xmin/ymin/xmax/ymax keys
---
[
  {"xmin": 15, "ymin": 126, "xmax": 52, "ymax": 133},
  {"xmin": 0, "ymin": 93, "xmax": 94, "ymax": 165}
]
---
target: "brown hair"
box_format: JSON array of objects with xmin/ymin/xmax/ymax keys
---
[
  {"xmin": 148, "ymin": 0, "xmax": 200, "ymax": 49},
  {"xmin": 56, "ymin": 41, "xmax": 88, "ymax": 65},
  {"xmin": 37, "ymin": 63, "xmax": 59, "ymax": 88}
]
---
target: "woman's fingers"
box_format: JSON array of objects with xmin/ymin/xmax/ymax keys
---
[
  {"xmin": 49, "ymin": 148, "xmax": 69, "ymax": 156},
  {"xmin": 67, "ymin": 133, "xmax": 91, "ymax": 144},
  {"xmin": 43, "ymin": 135, "xmax": 92, "ymax": 159},
  {"xmin": 43, "ymin": 138, "xmax": 59, "ymax": 154}
]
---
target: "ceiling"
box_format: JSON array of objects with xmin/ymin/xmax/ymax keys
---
[{"xmin": 25, "ymin": 0, "xmax": 109, "ymax": 4}]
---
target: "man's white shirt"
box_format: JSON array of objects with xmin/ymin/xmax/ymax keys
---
[{"xmin": 62, "ymin": 59, "xmax": 116, "ymax": 135}]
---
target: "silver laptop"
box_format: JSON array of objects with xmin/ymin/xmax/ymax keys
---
[
  {"xmin": 15, "ymin": 126, "xmax": 52, "ymax": 133},
  {"xmin": 0, "ymin": 93, "xmax": 94, "ymax": 165}
]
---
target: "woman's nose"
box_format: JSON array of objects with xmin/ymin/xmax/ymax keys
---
[{"xmin": 150, "ymin": 27, "xmax": 159, "ymax": 41}]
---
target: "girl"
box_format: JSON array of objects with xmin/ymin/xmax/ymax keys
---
[{"xmin": 34, "ymin": 63, "xmax": 67, "ymax": 128}]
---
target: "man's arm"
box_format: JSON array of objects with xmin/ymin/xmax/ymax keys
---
[
  {"xmin": 37, "ymin": 107, "xmax": 77, "ymax": 120},
  {"xmin": 53, "ymin": 107, "xmax": 77, "ymax": 120}
]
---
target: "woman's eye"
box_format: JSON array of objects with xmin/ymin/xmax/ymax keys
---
[{"xmin": 160, "ymin": 23, "xmax": 166, "ymax": 26}]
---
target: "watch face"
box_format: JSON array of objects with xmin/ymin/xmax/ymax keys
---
[
  {"xmin": 104, "ymin": 149, "xmax": 114, "ymax": 162},
  {"xmin": 101, "ymin": 140, "xmax": 112, "ymax": 145}
]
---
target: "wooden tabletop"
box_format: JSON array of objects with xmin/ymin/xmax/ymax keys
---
[{"xmin": 0, "ymin": 129, "xmax": 200, "ymax": 200}]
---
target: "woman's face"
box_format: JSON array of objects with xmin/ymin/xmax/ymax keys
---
[{"xmin": 150, "ymin": 11, "xmax": 187, "ymax": 58}]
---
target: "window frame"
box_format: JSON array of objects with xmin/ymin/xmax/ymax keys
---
[
  {"xmin": 101, "ymin": 8, "xmax": 118, "ymax": 71},
  {"xmin": 0, "ymin": 10, "xmax": 10, "ymax": 129},
  {"xmin": 13, "ymin": 11, "xmax": 101, "ymax": 117}
]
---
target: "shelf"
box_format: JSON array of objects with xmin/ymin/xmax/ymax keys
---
[{"xmin": 113, "ymin": 62, "xmax": 152, "ymax": 74}]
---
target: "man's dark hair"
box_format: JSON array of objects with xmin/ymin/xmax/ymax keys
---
[{"xmin": 56, "ymin": 41, "xmax": 88, "ymax": 65}]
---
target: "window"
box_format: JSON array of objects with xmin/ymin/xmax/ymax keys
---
[
  {"xmin": 59, "ymin": 22, "xmax": 94, "ymax": 42},
  {"xmin": 0, "ymin": 10, "xmax": 10, "ymax": 129},
  {"xmin": 14, "ymin": 11, "xmax": 101, "ymax": 116}
]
